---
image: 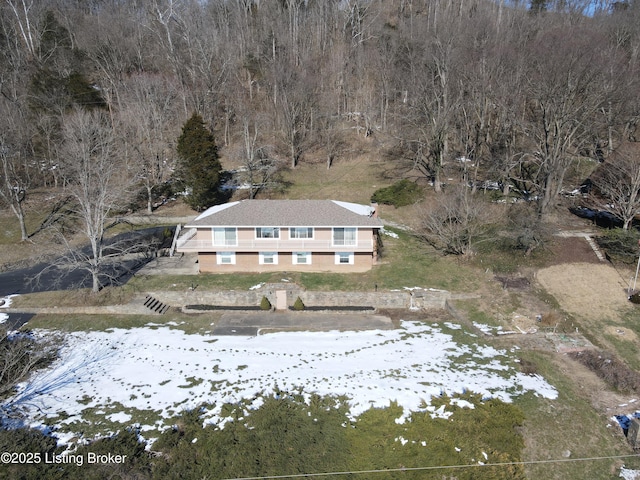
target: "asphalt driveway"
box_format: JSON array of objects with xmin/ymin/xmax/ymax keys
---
[{"xmin": 213, "ymin": 311, "xmax": 394, "ymax": 335}]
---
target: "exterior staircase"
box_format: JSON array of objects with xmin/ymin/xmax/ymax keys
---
[{"xmin": 143, "ymin": 295, "xmax": 170, "ymax": 314}]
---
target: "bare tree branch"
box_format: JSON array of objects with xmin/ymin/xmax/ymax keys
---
[{"xmin": 419, "ymin": 186, "xmax": 501, "ymax": 256}]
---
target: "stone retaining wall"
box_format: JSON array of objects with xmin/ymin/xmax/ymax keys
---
[{"xmin": 151, "ymin": 284, "xmax": 450, "ymax": 310}]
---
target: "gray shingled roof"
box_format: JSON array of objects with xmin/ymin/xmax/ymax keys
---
[{"xmin": 186, "ymin": 200, "xmax": 382, "ymax": 227}]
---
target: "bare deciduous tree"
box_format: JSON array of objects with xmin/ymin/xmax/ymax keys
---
[
  {"xmin": 3, "ymin": 0, "xmax": 40, "ymax": 61},
  {"xmin": 524, "ymin": 27, "xmax": 605, "ymax": 216},
  {"xmin": 0, "ymin": 327, "xmax": 59, "ymax": 416},
  {"xmin": 0, "ymin": 136, "xmax": 29, "ymax": 241},
  {"xmin": 237, "ymin": 116, "xmax": 280, "ymax": 199},
  {"xmin": 0, "ymin": 96, "xmax": 32, "ymax": 241},
  {"xmin": 276, "ymin": 77, "xmax": 313, "ymax": 169},
  {"xmin": 400, "ymin": 7, "xmax": 463, "ymax": 192},
  {"xmin": 590, "ymin": 142, "xmax": 640, "ymax": 230},
  {"xmin": 119, "ymin": 73, "xmax": 179, "ymax": 213},
  {"xmin": 420, "ymin": 186, "xmax": 499, "ymax": 256},
  {"xmin": 54, "ymin": 109, "xmax": 135, "ymax": 293}
]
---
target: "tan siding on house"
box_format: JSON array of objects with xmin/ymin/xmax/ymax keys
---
[
  {"xmin": 197, "ymin": 251, "xmax": 374, "ymax": 273},
  {"xmin": 195, "ymin": 228, "xmax": 211, "ymax": 242},
  {"xmin": 184, "ymin": 227, "xmax": 376, "ymax": 253},
  {"xmin": 179, "ymin": 200, "xmax": 384, "ymax": 272}
]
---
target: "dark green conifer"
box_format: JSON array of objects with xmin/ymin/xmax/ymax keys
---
[
  {"xmin": 293, "ymin": 297, "xmax": 305, "ymax": 311},
  {"xmin": 260, "ymin": 296, "xmax": 272, "ymax": 310},
  {"xmin": 176, "ymin": 113, "xmax": 223, "ymax": 211}
]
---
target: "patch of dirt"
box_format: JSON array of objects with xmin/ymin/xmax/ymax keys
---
[
  {"xmin": 604, "ymin": 325, "xmax": 639, "ymax": 343},
  {"xmin": 495, "ymin": 275, "xmax": 530, "ymax": 289},
  {"xmin": 548, "ymin": 236, "xmax": 601, "ymax": 264},
  {"xmin": 536, "ymin": 263, "xmax": 631, "ymax": 321}
]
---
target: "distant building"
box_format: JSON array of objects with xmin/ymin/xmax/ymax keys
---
[{"xmin": 177, "ymin": 199, "xmax": 382, "ymax": 273}]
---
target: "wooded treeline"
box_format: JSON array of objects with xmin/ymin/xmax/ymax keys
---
[{"xmin": 1, "ymin": 0, "xmax": 640, "ymax": 221}]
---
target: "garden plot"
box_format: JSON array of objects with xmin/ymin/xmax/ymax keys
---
[{"xmin": 5, "ymin": 321, "xmax": 557, "ymax": 444}]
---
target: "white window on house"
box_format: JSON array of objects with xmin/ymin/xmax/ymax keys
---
[
  {"xmin": 289, "ymin": 227, "xmax": 314, "ymax": 239},
  {"xmin": 259, "ymin": 252, "xmax": 278, "ymax": 265},
  {"xmin": 335, "ymin": 252, "xmax": 354, "ymax": 265},
  {"xmin": 256, "ymin": 227, "xmax": 280, "ymax": 239},
  {"xmin": 213, "ymin": 227, "xmax": 237, "ymax": 246},
  {"xmin": 333, "ymin": 227, "xmax": 356, "ymax": 246},
  {"xmin": 216, "ymin": 251, "xmax": 236, "ymax": 265},
  {"xmin": 293, "ymin": 252, "xmax": 311, "ymax": 265}
]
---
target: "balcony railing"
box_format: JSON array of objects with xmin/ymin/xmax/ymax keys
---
[{"xmin": 177, "ymin": 238, "xmax": 374, "ymax": 253}]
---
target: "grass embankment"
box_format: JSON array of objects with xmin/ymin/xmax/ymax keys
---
[
  {"xmin": 272, "ymin": 154, "xmax": 392, "ymax": 205},
  {"xmin": 515, "ymin": 351, "xmax": 640, "ymax": 479},
  {"xmin": 600, "ymin": 306, "xmax": 640, "ymax": 371},
  {"xmin": 25, "ymin": 311, "xmax": 221, "ymax": 335}
]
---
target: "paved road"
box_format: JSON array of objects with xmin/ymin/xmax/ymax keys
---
[
  {"xmin": 0, "ymin": 256, "xmax": 150, "ymax": 298},
  {"xmin": 0, "ymin": 227, "xmax": 171, "ymax": 329},
  {"xmin": 0, "ymin": 227, "xmax": 171, "ymax": 297}
]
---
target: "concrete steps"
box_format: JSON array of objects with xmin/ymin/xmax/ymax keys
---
[
  {"xmin": 584, "ymin": 235, "xmax": 607, "ymax": 262},
  {"xmin": 143, "ymin": 295, "xmax": 170, "ymax": 314}
]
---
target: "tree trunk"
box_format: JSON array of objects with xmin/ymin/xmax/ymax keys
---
[
  {"xmin": 147, "ymin": 185, "xmax": 153, "ymax": 214},
  {"xmin": 91, "ymin": 270, "xmax": 99, "ymax": 293},
  {"xmin": 291, "ymin": 143, "xmax": 297, "ymax": 168},
  {"xmin": 9, "ymin": 201, "xmax": 28, "ymax": 241},
  {"xmin": 17, "ymin": 208, "xmax": 27, "ymax": 242}
]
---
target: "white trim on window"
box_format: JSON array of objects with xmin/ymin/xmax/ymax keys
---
[
  {"xmin": 216, "ymin": 251, "xmax": 236, "ymax": 265},
  {"xmin": 289, "ymin": 227, "xmax": 314, "ymax": 239},
  {"xmin": 335, "ymin": 252, "xmax": 354, "ymax": 265},
  {"xmin": 332, "ymin": 227, "xmax": 357, "ymax": 246},
  {"xmin": 292, "ymin": 252, "xmax": 311, "ymax": 265},
  {"xmin": 212, "ymin": 227, "xmax": 237, "ymax": 246},
  {"xmin": 259, "ymin": 252, "xmax": 278, "ymax": 265},
  {"xmin": 255, "ymin": 227, "xmax": 280, "ymax": 239}
]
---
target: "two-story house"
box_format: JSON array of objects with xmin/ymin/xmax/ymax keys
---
[{"xmin": 177, "ymin": 199, "xmax": 382, "ymax": 273}]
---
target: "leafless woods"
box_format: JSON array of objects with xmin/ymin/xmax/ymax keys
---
[{"xmin": 0, "ymin": 0, "xmax": 639, "ymax": 224}]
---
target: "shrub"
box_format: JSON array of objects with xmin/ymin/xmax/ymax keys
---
[
  {"xmin": 260, "ymin": 296, "xmax": 272, "ymax": 310},
  {"xmin": 293, "ymin": 297, "xmax": 305, "ymax": 311},
  {"xmin": 0, "ymin": 427, "xmax": 61, "ymax": 480},
  {"xmin": 371, "ymin": 179, "xmax": 424, "ymax": 207},
  {"xmin": 518, "ymin": 357, "xmax": 538, "ymax": 375},
  {"xmin": 596, "ymin": 228, "xmax": 640, "ymax": 264},
  {"xmin": 505, "ymin": 202, "xmax": 551, "ymax": 255},
  {"xmin": 152, "ymin": 393, "xmax": 350, "ymax": 479},
  {"xmin": 420, "ymin": 186, "xmax": 499, "ymax": 256}
]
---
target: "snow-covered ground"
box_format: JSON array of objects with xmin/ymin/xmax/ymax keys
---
[
  {"xmin": 4, "ymin": 320, "xmax": 557, "ymax": 445},
  {"xmin": 0, "ymin": 294, "xmax": 18, "ymax": 324}
]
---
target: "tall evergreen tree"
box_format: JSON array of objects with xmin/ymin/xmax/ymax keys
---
[{"xmin": 176, "ymin": 113, "xmax": 223, "ymax": 211}]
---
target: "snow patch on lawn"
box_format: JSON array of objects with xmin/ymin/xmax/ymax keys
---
[
  {"xmin": 381, "ymin": 228, "xmax": 399, "ymax": 239},
  {"xmin": 620, "ymin": 467, "xmax": 640, "ymax": 480},
  {"xmin": 0, "ymin": 295, "xmax": 19, "ymax": 324},
  {"xmin": 107, "ymin": 412, "xmax": 132, "ymax": 423},
  {"xmin": 4, "ymin": 321, "xmax": 557, "ymax": 444}
]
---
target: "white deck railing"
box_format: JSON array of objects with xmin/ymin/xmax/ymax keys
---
[{"xmin": 177, "ymin": 237, "xmax": 373, "ymax": 252}]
